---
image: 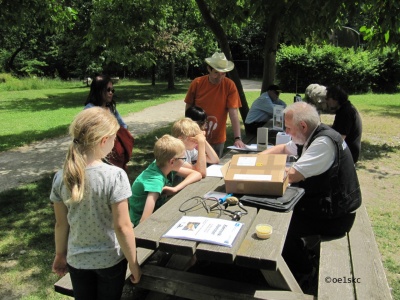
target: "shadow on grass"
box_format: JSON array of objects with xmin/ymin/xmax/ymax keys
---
[
  {"xmin": 360, "ymin": 103, "xmax": 400, "ymax": 119},
  {"xmin": 0, "ymin": 173, "xmax": 62, "ymax": 299},
  {"xmin": 0, "ymin": 125, "xmax": 69, "ymax": 152},
  {"xmin": 2, "ymin": 82, "xmax": 189, "ymax": 112},
  {"xmin": 358, "ymin": 140, "xmax": 400, "ymax": 162}
]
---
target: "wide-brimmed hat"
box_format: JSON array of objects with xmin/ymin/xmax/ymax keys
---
[
  {"xmin": 205, "ymin": 52, "xmax": 234, "ymax": 72},
  {"xmin": 267, "ymin": 84, "xmax": 282, "ymax": 93}
]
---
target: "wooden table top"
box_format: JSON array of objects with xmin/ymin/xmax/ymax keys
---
[{"xmin": 133, "ymin": 137, "xmax": 293, "ymax": 271}]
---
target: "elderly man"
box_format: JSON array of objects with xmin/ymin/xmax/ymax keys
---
[
  {"xmin": 260, "ymin": 101, "xmax": 362, "ymax": 278},
  {"xmin": 244, "ymin": 84, "xmax": 287, "ymax": 135},
  {"xmin": 184, "ymin": 52, "xmax": 245, "ymax": 157}
]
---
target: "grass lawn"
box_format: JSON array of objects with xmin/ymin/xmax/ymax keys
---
[
  {"xmin": 0, "ymin": 78, "xmax": 190, "ymax": 152},
  {"xmin": 0, "ymin": 80, "xmax": 399, "ymax": 299}
]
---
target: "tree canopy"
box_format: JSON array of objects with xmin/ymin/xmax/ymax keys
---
[{"xmin": 0, "ymin": 0, "xmax": 398, "ymax": 95}]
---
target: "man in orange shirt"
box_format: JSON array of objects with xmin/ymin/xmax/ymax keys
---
[{"xmin": 184, "ymin": 52, "xmax": 245, "ymax": 157}]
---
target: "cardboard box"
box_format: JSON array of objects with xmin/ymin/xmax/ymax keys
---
[{"xmin": 221, "ymin": 154, "xmax": 288, "ymax": 196}]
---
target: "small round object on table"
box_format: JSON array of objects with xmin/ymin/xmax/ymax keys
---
[{"xmin": 256, "ymin": 224, "xmax": 273, "ymax": 239}]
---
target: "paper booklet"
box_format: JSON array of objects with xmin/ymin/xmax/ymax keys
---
[
  {"xmin": 227, "ymin": 144, "xmax": 259, "ymax": 152},
  {"xmin": 162, "ymin": 216, "xmax": 243, "ymax": 247},
  {"xmin": 273, "ymin": 105, "xmax": 285, "ymax": 131}
]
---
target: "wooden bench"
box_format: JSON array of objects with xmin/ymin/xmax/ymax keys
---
[
  {"xmin": 54, "ymin": 247, "xmax": 155, "ymax": 297},
  {"xmin": 318, "ymin": 204, "xmax": 393, "ymax": 299}
]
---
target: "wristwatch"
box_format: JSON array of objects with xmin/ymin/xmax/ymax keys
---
[{"xmin": 234, "ymin": 136, "xmax": 241, "ymax": 141}]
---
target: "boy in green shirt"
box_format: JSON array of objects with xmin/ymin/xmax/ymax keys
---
[{"xmin": 129, "ymin": 134, "xmax": 202, "ymax": 226}]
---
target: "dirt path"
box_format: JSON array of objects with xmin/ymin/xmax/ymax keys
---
[{"xmin": 0, "ymin": 80, "xmax": 261, "ymax": 193}]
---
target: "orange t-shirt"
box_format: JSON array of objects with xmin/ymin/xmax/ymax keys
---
[{"xmin": 184, "ymin": 75, "xmax": 241, "ymax": 144}]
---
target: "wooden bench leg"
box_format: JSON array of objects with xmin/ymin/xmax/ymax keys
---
[{"xmin": 261, "ymin": 256, "xmax": 303, "ymax": 293}]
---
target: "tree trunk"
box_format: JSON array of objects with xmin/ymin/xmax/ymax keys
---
[
  {"xmin": 6, "ymin": 46, "xmax": 24, "ymax": 72},
  {"xmin": 261, "ymin": 16, "xmax": 280, "ymax": 94},
  {"xmin": 152, "ymin": 64, "xmax": 156, "ymax": 86},
  {"xmin": 195, "ymin": 0, "xmax": 249, "ymax": 121},
  {"xmin": 167, "ymin": 59, "xmax": 175, "ymax": 90}
]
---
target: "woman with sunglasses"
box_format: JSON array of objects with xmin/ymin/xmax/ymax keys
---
[
  {"xmin": 84, "ymin": 75, "xmax": 134, "ymax": 172},
  {"xmin": 84, "ymin": 75, "xmax": 127, "ymax": 128}
]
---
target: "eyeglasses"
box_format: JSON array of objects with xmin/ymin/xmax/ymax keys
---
[
  {"xmin": 106, "ymin": 88, "xmax": 115, "ymax": 94},
  {"xmin": 174, "ymin": 157, "xmax": 187, "ymax": 162}
]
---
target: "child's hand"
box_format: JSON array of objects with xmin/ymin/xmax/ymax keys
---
[
  {"xmin": 187, "ymin": 132, "xmax": 206, "ymax": 145},
  {"xmin": 52, "ymin": 254, "xmax": 68, "ymax": 276},
  {"xmin": 129, "ymin": 262, "xmax": 142, "ymax": 284},
  {"xmin": 189, "ymin": 133, "xmax": 206, "ymax": 144}
]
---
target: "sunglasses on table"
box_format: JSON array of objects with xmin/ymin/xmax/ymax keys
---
[{"xmin": 106, "ymin": 88, "xmax": 115, "ymax": 94}]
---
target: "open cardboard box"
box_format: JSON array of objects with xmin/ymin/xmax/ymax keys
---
[{"xmin": 221, "ymin": 154, "xmax": 289, "ymax": 196}]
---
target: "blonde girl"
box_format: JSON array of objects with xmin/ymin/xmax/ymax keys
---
[{"xmin": 50, "ymin": 107, "xmax": 141, "ymax": 300}]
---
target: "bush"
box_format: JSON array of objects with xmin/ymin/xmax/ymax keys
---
[{"xmin": 276, "ymin": 45, "xmax": 400, "ymax": 94}]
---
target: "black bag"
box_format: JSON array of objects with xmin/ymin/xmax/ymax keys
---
[{"xmin": 239, "ymin": 186, "xmax": 305, "ymax": 212}]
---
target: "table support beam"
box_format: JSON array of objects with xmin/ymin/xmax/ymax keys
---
[{"xmin": 261, "ymin": 256, "xmax": 303, "ymax": 293}]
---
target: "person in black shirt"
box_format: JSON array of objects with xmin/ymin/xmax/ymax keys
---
[{"xmin": 326, "ymin": 86, "xmax": 362, "ymax": 163}]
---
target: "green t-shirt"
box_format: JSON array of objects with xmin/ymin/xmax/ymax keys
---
[{"xmin": 129, "ymin": 160, "xmax": 175, "ymax": 226}]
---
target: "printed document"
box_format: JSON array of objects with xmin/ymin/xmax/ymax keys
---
[{"xmin": 163, "ymin": 216, "xmax": 243, "ymax": 247}]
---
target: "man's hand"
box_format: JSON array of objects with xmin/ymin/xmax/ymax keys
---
[{"xmin": 234, "ymin": 138, "xmax": 246, "ymax": 148}]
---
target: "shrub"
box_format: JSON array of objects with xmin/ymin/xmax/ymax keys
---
[
  {"xmin": 0, "ymin": 73, "xmax": 79, "ymax": 91},
  {"xmin": 276, "ymin": 45, "xmax": 399, "ymax": 94}
]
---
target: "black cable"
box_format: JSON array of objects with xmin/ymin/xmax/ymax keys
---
[{"xmin": 178, "ymin": 196, "xmax": 248, "ymax": 221}]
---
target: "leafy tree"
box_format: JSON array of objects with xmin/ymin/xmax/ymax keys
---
[
  {"xmin": 193, "ymin": 0, "xmax": 400, "ymax": 120},
  {"xmin": 0, "ymin": 0, "xmax": 77, "ymax": 74},
  {"xmin": 359, "ymin": 1, "xmax": 400, "ymax": 53},
  {"xmin": 195, "ymin": 0, "xmax": 250, "ymax": 118}
]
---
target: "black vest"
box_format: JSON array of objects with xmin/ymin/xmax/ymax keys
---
[{"xmin": 295, "ymin": 124, "xmax": 362, "ymax": 219}]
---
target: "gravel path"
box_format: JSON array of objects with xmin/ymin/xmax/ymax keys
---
[{"xmin": 0, "ymin": 80, "xmax": 261, "ymax": 193}]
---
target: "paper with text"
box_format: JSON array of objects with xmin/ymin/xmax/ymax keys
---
[{"xmin": 163, "ymin": 216, "xmax": 243, "ymax": 247}]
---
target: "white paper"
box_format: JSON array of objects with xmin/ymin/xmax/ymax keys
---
[
  {"xmin": 206, "ymin": 164, "xmax": 224, "ymax": 177},
  {"xmin": 163, "ymin": 216, "xmax": 243, "ymax": 247},
  {"xmin": 227, "ymin": 144, "xmax": 259, "ymax": 152},
  {"xmin": 227, "ymin": 144, "xmax": 273, "ymax": 152},
  {"xmin": 233, "ymin": 174, "xmax": 272, "ymax": 181},
  {"xmin": 237, "ymin": 156, "xmax": 257, "ymax": 166}
]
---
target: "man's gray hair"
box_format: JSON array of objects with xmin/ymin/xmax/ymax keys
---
[{"xmin": 283, "ymin": 102, "xmax": 320, "ymax": 129}]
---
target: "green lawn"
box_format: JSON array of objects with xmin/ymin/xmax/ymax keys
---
[
  {"xmin": 0, "ymin": 79, "xmax": 190, "ymax": 152},
  {"xmin": 0, "ymin": 80, "xmax": 399, "ymax": 299}
]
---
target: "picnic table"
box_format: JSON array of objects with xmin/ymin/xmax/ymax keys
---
[
  {"xmin": 130, "ymin": 134, "xmax": 312, "ymax": 299},
  {"xmin": 54, "ymin": 130, "xmax": 393, "ymax": 299}
]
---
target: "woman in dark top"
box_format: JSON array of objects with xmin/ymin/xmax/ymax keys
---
[{"xmin": 325, "ymin": 86, "xmax": 362, "ymax": 163}]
